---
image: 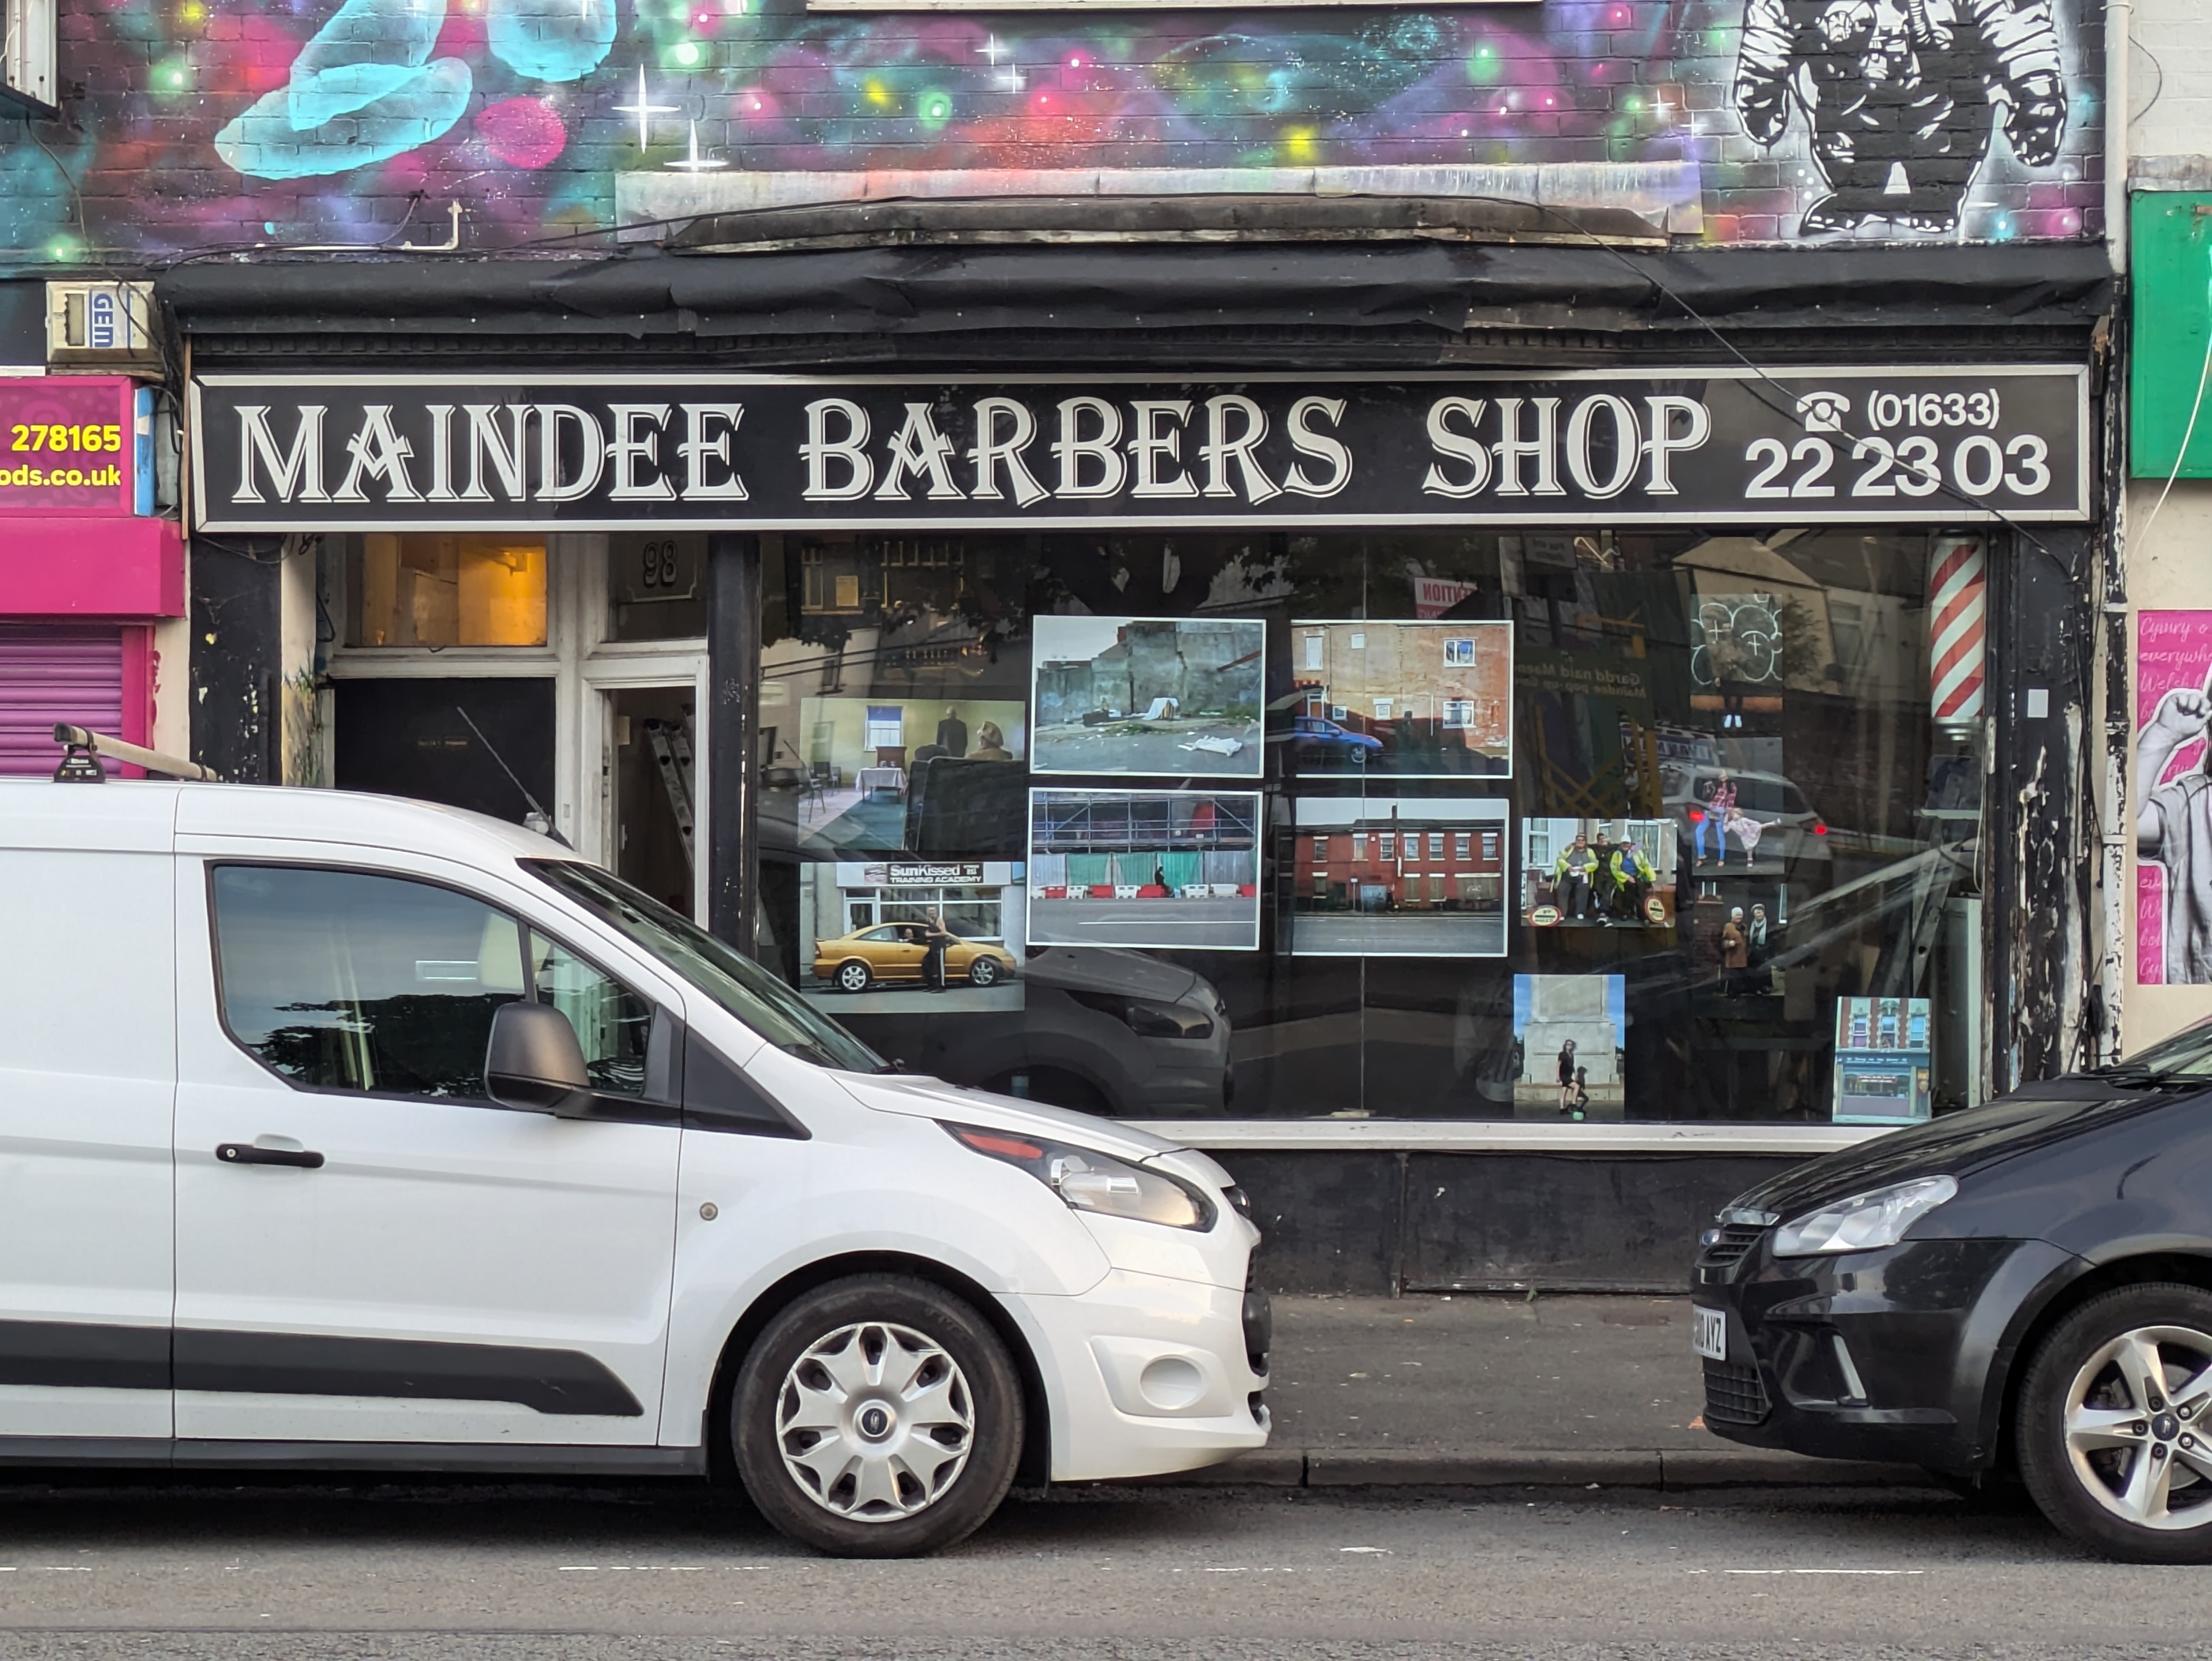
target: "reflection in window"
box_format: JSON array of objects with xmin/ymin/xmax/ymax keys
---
[
  {"xmin": 212, "ymin": 865, "xmax": 523, "ymax": 1097},
  {"xmin": 349, "ymin": 534, "xmax": 547, "ymax": 647},
  {"xmin": 748, "ymin": 527, "xmax": 1982, "ymax": 1126},
  {"xmin": 528, "ymin": 930, "xmax": 653, "ymax": 1096}
]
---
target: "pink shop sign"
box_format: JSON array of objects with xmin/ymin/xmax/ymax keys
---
[
  {"xmin": 2135, "ymin": 611, "xmax": 2212, "ymax": 984},
  {"xmin": 0, "ymin": 377, "xmax": 140, "ymax": 517}
]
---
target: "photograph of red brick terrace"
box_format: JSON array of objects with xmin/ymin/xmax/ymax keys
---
[
  {"xmin": 1027, "ymin": 788, "xmax": 1261, "ymax": 951},
  {"xmin": 1288, "ymin": 798, "xmax": 1510, "ymax": 957}
]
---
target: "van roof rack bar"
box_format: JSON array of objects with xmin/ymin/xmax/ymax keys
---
[{"xmin": 51, "ymin": 724, "xmax": 221, "ymax": 784}]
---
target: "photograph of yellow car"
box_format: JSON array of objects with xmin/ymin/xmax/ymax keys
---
[{"xmin": 811, "ymin": 920, "xmax": 1020, "ymax": 994}]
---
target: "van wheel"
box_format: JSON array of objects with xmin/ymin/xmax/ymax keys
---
[
  {"xmin": 732, "ymin": 1276, "xmax": 1024, "ymax": 1558},
  {"xmin": 835, "ymin": 961, "xmax": 872, "ymax": 993},
  {"xmin": 2019, "ymin": 1284, "xmax": 2212, "ymax": 1562},
  {"xmin": 967, "ymin": 957, "xmax": 1000, "ymax": 988}
]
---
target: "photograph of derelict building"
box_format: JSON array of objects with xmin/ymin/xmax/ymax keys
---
[
  {"xmin": 1030, "ymin": 617, "xmax": 1265, "ymax": 778},
  {"xmin": 1027, "ymin": 788, "xmax": 1261, "ymax": 951}
]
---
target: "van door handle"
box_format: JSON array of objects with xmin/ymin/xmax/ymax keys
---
[{"xmin": 215, "ymin": 1142, "xmax": 325, "ymax": 1170}]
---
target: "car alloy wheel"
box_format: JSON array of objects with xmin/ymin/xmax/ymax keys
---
[
  {"xmin": 968, "ymin": 957, "xmax": 999, "ymax": 987},
  {"xmin": 774, "ymin": 1321, "xmax": 975, "ymax": 1521},
  {"xmin": 2021, "ymin": 1284, "xmax": 2212, "ymax": 1561},
  {"xmin": 732, "ymin": 1275, "xmax": 1024, "ymax": 1558},
  {"xmin": 836, "ymin": 961, "xmax": 871, "ymax": 992}
]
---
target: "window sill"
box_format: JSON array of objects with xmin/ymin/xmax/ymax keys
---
[{"xmin": 1123, "ymin": 1119, "xmax": 1893, "ymax": 1155}]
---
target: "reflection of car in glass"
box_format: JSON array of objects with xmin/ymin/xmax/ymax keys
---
[
  {"xmin": 1287, "ymin": 715, "xmax": 1382, "ymax": 758},
  {"xmin": 812, "ymin": 923, "xmax": 1019, "ymax": 992},
  {"xmin": 849, "ymin": 948, "xmax": 1232, "ymax": 1118},
  {"xmin": 1662, "ymin": 765, "xmax": 1831, "ymax": 870},
  {"xmin": 904, "ymin": 756, "xmax": 1028, "ymax": 857}
]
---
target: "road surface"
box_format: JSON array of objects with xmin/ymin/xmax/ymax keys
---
[{"xmin": 0, "ymin": 1476, "xmax": 2202, "ymax": 1658}]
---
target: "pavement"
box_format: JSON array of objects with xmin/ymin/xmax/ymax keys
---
[{"xmin": 1185, "ymin": 1292, "xmax": 1931, "ymax": 1492}]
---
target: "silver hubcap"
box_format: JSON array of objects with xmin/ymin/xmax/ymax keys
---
[
  {"xmin": 775, "ymin": 1321, "xmax": 975, "ymax": 1523},
  {"xmin": 2064, "ymin": 1324, "xmax": 2212, "ymax": 1531}
]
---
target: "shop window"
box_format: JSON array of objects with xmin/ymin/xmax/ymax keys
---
[
  {"xmin": 751, "ymin": 526, "xmax": 1982, "ymax": 1128},
  {"xmin": 348, "ymin": 533, "xmax": 547, "ymax": 648},
  {"xmin": 608, "ymin": 532, "xmax": 707, "ymax": 642}
]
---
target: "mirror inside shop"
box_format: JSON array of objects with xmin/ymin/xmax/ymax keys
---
[{"xmin": 754, "ymin": 528, "xmax": 1984, "ymax": 1126}]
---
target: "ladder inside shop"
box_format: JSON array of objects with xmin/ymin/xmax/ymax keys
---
[{"xmin": 645, "ymin": 717, "xmax": 696, "ymax": 867}]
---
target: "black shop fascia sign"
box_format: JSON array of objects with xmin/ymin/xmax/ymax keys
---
[{"xmin": 189, "ymin": 367, "xmax": 2090, "ymax": 533}]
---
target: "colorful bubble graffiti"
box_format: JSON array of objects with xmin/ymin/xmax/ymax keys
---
[{"xmin": 2, "ymin": 0, "xmax": 2101, "ymax": 262}]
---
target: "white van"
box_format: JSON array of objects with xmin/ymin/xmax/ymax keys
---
[{"xmin": 0, "ymin": 777, "xmax": 1268, "ymax": 1557}]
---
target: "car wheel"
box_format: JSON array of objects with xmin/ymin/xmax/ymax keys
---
[
  {"xmin": 835, "ymin": 961, "xmax": 872, "ymax": 993},
  {"xmin": 2019, "ymin": 1284, "xmax": 2212, "ymax": 1561},
  {"xmin": 731, "ymin": 1275, "xmax": 1024, "ymax": 1559},
  {"xmin": 968, "ymin": 956, "xmax": 1000, "ymax": 987}
]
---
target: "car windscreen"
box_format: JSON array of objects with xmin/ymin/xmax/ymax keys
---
[
  {"xmin": 525, "ymin": 861, "xmax": 888, "ymax": 1074},
  {"xmin": 2097, "ymin": 1018, "xmax": 2212, "ymax": 1081}
]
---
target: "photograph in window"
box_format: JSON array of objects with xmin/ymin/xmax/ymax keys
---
[
  {"xmin": 1027, "ymin": 788, "xmax": 1261, "ymax": 952},
  {"xmin": 1284, "ymin": 619, "xmax": 1512, "ymax": 778},
  {"xmin": 1288, "ymin": 797, "xmax": 1511, "ymax": 957},
  {"xmin": 1520, "ymin": 818, "xmax": 1675, "ymax": 930},
  {"xmin": 1028, "ymin": 615, "xmax": 1264, "ymax": 778}
]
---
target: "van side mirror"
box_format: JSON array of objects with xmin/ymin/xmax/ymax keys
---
[{"xmin": 485, "ymin": 1001, "xmax": 593, "ymax": 1116}]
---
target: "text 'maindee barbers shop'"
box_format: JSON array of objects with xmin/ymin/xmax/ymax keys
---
[
  {"xmin": 191, "ymin": 368, "xmax": 2089, "ymax": 530},
  {"xmin": 177, "ymin": 310, "xmax": 2100, "ymax": 1295}
]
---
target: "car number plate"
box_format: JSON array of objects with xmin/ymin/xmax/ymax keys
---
[{"xmin": 1692, "ymin": 1305, "xmax": 1727, "ymax": 1362}]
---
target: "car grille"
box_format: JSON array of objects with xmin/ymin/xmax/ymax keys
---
[
  {"xmin": 1242, "ymin": 1280, "xmax": 1272, "ymax": 1377},
  {"xmin": 1703, "ymin": 1359, "xmax": 1771, "ymax": 1425},
  {"xmin": 1699, "ymin": 1224, "xmax": 1768, "ymax": 1269}
]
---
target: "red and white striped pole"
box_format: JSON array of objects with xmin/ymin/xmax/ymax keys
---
[{"xmin": 1928, "ymin": 534, "xmax": 1987, "ymax": 727}]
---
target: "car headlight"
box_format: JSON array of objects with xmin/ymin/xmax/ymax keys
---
[
  {"xmin": 1772, "ymin": 1175, "xmax": 1958, "ymax": 1257},
  {"xmin": 942, "ymin": 1122, "xmax": 1217, "ymax": 1231}
]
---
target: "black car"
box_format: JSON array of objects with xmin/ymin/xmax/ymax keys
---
[{"xmin": 1692, "ymin": 1020, "xmax": 2212, "ymax": 1562}]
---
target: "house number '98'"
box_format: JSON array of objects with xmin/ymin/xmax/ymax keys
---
[{"xmin": 641, "ymin": 540, "xmax": 682, "ymax": 588}]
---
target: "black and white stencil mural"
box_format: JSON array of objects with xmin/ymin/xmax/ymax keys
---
[{"xmin": 1736, "ymin": 0, "xmax": 2071, "ymax": 236}]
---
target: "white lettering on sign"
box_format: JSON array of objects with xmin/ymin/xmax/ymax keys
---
[
  {"xmin": 802, "ymin": 398, "xmax": 872, "ymax": 500},
  {"xmin": 968, "ymin": 396, "xmax": 1049, "ymax": 506},
  {"xmin": 1419, "ymin": 393, "xmax": 1715, "ymax": 500},
  {"xmin": 607, "ymin": 402, "xmax": 675, "ymax": 502},
  {"xmin": 335, "ymin": 404, "xmax": 420, "ymax": 503},
  {"xmin": 1284, "ymin": 396, "xmax": 1351, "ymax": 498},
  {"xmin": 679, "ymin": 403, "xmax": 748, "ymax": 500},
  {"xmin": 233, "ymin": 404, "xmax": 327, "ymax": 504}
]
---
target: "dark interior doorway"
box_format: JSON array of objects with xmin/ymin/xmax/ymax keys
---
[
  {"xmin": 334, "ymin": 677, "xmax": 555, "ymax": 827},
  {"xmin": 613, "ymin": 685, "xmax": 697, "ymax": 917}
]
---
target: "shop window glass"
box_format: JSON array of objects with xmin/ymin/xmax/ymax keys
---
[
  {"xmin": 753, "ymin": 528, "xmax": 1982, "ymax": 1127},
  {"xmin": 608, "ymin": 533, "xmax": 708, "ymax": 642},
  {"xmin": 211, "ymin": 865, "xmax": 524, "ymax": 1098},
  {"xmin": 348, "ymin": 534, "xmax": 547, "ymax": 647}
]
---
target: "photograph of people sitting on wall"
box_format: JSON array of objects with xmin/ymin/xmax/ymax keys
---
[
  {"xmin": 1512, "ymin": 974, "xmax": 1627, "ymax": 1122},
  {"xmin": 1028, "ymin": 788, "xmax": 1261, "ymax": 951},
  {"xmin": 1284, "ymin": 620, "xmax": 1512, "ymax": 777},
  {"xmin": 1521, "ymin": 818, "xmax": 1676, "ymax": 929},
  {"xmin": 790, "ymin": 695, "xmax": 1027, "ymax": 853},
  {"xmin": 1288, "ymin": 797, "xmax": 1510, "ymax": 957},
  {"xmin": 796, "ymin": 860, "xmax": 1026, "ymax": 1015},
  {"xmin": 1029, "ymin": 616, "xmax": 1264, "ymax": 778}
]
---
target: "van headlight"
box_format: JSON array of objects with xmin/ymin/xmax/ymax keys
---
[
  {"xmin": 942, "ymin": 1122, "xmax": 1217, "ymax": 1231},
  {"xmin": 1772, "ymin": 1175, "xmax": 1958, "ymax": 1257}
]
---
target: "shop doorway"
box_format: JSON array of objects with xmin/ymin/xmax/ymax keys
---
[
  {"xmin": 332, "ymin": 677, "xmax": 554, "ymax": 826},
  {"xmin": 609, "ymin": 685, "xmax": 697, "ymax": 919}
]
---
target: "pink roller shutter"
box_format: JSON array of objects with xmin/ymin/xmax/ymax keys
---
[{"xmin": 0, "ymin": 627, "xmax": 124, "ymax": 776}]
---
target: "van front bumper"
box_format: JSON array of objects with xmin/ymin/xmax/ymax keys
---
[{"xmin": 1004, "ymin": 1268, "xmax": 1269, "ymax": 1483}]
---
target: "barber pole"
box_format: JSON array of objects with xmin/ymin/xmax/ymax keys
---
[{"xmin": 1928, "ymin": 534, "xmax": 1987, "ymax": 723}]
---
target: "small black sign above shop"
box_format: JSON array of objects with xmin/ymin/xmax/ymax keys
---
[{"xmin": 189, "ymin": 367, "xmax": 2090, "ymax": 532}]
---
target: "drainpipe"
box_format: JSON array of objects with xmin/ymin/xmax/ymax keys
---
[
  {"xmin": 2107, "ymin": 0, "xmax": 2130, "ymax": 272},
  {"xmin": 2096, "ymin": 0, "xmax": 2132, "ymax": 1060}
]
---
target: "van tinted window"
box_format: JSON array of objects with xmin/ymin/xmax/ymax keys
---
[{"xmin": 211, "ymin": 866, "xmax": 525, "ymax": 1098}]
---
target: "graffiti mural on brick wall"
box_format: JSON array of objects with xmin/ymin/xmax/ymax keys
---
[{"xmin": 1, "ymin": 0, "xmax": 2100, "ymax": 262}]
